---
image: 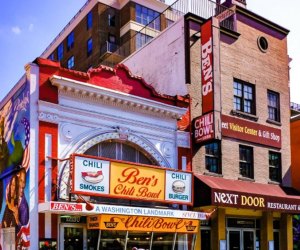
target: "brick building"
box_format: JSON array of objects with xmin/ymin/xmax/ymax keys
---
[
  {"xmin": 123, "ymin": 0, "xmax": 300, "ymax": 249},
  {"xmin": 41, "ymin": 0, "xmax": 172, "ymax": 71}
]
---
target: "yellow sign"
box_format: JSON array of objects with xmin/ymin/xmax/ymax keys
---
[
  {"xmin": 87, "ymin": 215, "xmax": 101, "ymax": 229},
  {"xmin": 87, "ymin": 215, "xmax": 199, "ymax": 233},
  {"xmin": 110, "ymin": 162, "xmax": 165, "ymax": 200}
]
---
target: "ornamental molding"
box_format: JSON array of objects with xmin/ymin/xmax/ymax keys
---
[{"xmin": 50, "ymin": 75, "xmax": 187, "ymax": 120}]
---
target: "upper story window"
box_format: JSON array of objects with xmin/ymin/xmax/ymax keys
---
[
  {"xmin": 269, "ymin": 151, "xmax": 281, "ymax": 183},
  {"xmin": 135, "ymin": 4, "xmax": 160, "ymax": 30},
  {"xmin": 87, "ymin": 38, "xmax": 93, "ymax": 57},
  {"xmin": 239, "ymin": 145, "xmax": 253, "ymax": 179},
  {"xmin": 136, "ymin": 33, "xmax": 153, "ymax": 50},
  {"xmin": 57, "ymin": 43, "xmax": 64, "ymax": 61},
  {"xmin": 85, "ymin": 141, "xmax": 156, "ymax": 165},
  {"xmin": 205, "ymin": 142, "xmax": 221, "ymax": 174},
  {"xmin": 234, "ymin": 80, "xmax": 255, "ymax": 115},
  {"xmin": 108, "ymin": 14, "xmax": 116, "ymax": 27},
  {"xmin": 67, "ymin": 31, "xmax": 75, "ymax": 51},
  {"xmin": 67, "ymin": 56, "xmax": 74, "ymax": 69},
  {"xmin": 48, "ymin": 53, "xmax": 55, "ymax": 61},
  {"xmin": 166, "ymin": 19, "xmax": 174, "ymax": 28},
  {"xmin": 268, "ymin": 90, "xmax": 280, "ymax": 122},
  {"xmin": 87, "ymin": 11, "xmax": 93, "ymax": 29}
]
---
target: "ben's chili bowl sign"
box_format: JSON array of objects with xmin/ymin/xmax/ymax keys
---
[
  {"xmin": 72, "ymin": 154, "xmax": 193, "ymax": 205},
  {"xmin": 87, "ymin": 214, "xmax": 199, "ymax": 233}
]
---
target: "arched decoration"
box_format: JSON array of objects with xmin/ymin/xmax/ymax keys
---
[{"xmin": 58, "ymin": 127, "xmax": 171, "ymax": 200}]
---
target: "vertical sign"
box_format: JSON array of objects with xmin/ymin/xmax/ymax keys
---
[
  {"xmin": 201, "ymin": 19, "xmax": 214, "ymax": 114},
  {"xmin": 193, "ymin": 112, "xmax": 214, "ymax": 143}
]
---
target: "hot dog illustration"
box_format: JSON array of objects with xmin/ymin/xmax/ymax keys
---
[{"xmin": 81, "ymin": 170, "xmax": 104, "ymax": 183}]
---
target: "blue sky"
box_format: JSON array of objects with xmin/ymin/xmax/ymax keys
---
[{"xmin": 0, "ymin": 0, "xmax": 299, "ymax": 102}]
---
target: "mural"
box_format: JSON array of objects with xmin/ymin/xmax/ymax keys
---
[
  {"xmin": 294, "ymin": 215, "xmax": 300, "ymax": 249},
  {"xmin": 0, "ymin": 83, "xmax": 30, "ymax": 249}
]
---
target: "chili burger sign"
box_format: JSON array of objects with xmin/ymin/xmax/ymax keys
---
[{"xmin": 72, "ymin": 154, "xmax": 193, "ymax": 205}]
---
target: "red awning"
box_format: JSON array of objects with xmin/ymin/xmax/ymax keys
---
[{"xmin": 195, "ymin": 174, "xmax": 300, "ymax": 213}]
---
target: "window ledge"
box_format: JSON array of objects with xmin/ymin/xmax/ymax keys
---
[
  {"xmin": 266, "ymin": 119, "xmax": 281, "ymax": 126},
  {"xmin": 268, "ymin": 180, "xmax": 281, "ymax": 185},
  {"xmin": 238, "ymin": 176, "xmax": 255, "ymax": 182},
  {"xmin": 231, "ymin": 110, "xmax": 258, "ymax": 122},
  {"xmin": 203, "ymin": 171, "xmax": 223, "ymax": 178}
]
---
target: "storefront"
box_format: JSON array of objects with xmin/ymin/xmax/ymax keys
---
[
  {"xmin": 195, "ymin": 174, "xmax": 300, "ymax": 250},
  {"xmin": 39, "ymin": 201, "xmax": 205, "ymax": 249},
  {"xmin": 38, "ymin": 153, "xmax": 205, "ymax": 249}
]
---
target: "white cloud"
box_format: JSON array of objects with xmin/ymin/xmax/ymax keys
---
[
  {"xmin": 28, "ymin": 23, "xmax": 34, "ymax": 32},
  {"xmin": 11, "ymin": 26, "xmax": 21, "ymax": 35}
]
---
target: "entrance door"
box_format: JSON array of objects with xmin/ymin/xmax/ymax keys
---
[
  {"xmin": 228, "ymin": 230, "xmax": 255, "ymax": 250},
  {"xmin": 60, "ymin": 223, "xmax": 87, "ymax": 250},
  {"xmin": 228, "ymin": 230, "xmax": 241, "ymax": 250},
  {"xmin": 243, "ymin": 230, "xmax": 255, "ymax": 250}
]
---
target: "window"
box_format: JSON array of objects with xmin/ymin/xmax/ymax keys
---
[
  {"xmin": 233, "ymin": 80, "xmax": 255, "ymax": 114},
  {"xmin": 67, "ymin": 56, "xmax": 74, "ymax": 69},
  {"xmin": 108, "ymin": 14, "xmax": 116, "ymax": 27},
  {"xmin": 87, "ymin": 38, "xmax": 93, "ymax": 57},
  {"xmin": 239, "ymin": 145, "xmax": 253, "ymax": 179},
  {"xmin": 166, "ymin": 19, "xmax": 174, "ymax": 27},
  {"xmin": 48, "ymin": 53, "xmax": 55, "ymax": 61},
  {"xmin": 136, "ymin": 33, "xmax": 153, "ymax": 49},
  {"xmin": 205, "ymin": 142, "xmax": 221, "ymax": 174},
  {"xmin": 269, "ymin": 151, "xmax": 281, "ymax": 182},
  {"xmin": 87, "ymin": 11, "xmax": 92, "ymax": 29},
  {"xmin": 85, "ymin": 141, "xmax": 156, "ymax": 165},
  {"xmin": 67, "ymin": 31, "xmax": 74, "ymax": 50},
  {"xmin": 57, "ymin": 43, "xmax": 64, "ymax": 61},
  {"xmin": 108, "ymin": 34, "xmax": 116, "ymax": 44},
  {"xmin": 268, "ymin": 90, "xmax": 280, "ymax": 122},
  {"xmin": 135, "ymin": 4, "xmax": 160, "ymax": 30}
]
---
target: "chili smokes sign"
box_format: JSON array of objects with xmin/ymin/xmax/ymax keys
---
[
  {"xmin": 221, "ymin": 115, "xmax": 281, "ymax": 148},
  {"xmin": 72, "ymin": 154, "xmax": 193, "ymax": 205}
]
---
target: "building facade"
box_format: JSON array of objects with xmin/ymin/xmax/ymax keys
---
[
  {"xmin": 42, "ymin": 0, "xmax": 173, "ymax": 71},
  {"xmin": 0, "ymin": 58, "xmax": 208, "ymax": 249},
  {"xmin": 123, "ymin": 0, "xmax": 300, "ymax": 249}
]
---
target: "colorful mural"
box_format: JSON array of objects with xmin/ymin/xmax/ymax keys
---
[
  {"xmin": 0, "ymin": 83, "xmax": 30, "ymax": 249},
  {"xmin": 294, "ymin": 215, "xmax": 300, "ymax": 249}
]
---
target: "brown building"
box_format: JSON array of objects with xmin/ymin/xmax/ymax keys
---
[
  {"xmin": 42, "ymin": 0, "xmax": 172, "ymax": 71},
  {"xmin": 122, "ymin": 0, "xmax": 300, "ymax": 249}
]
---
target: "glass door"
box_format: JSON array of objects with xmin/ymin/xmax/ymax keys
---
[
  {"xmin": 60, "ymin": 224, "xmax": 87, "ymax": 250},
  {"xmin": 228, "ymin": 229, "xmax": 255, "ymax": 250},
  {"xmin": 243, "ymin": 230, "xmax": 255, "ymax": 250},
  {"xmin": 228, "ymin": 230, "xmax": 240, "ymax": 250}
]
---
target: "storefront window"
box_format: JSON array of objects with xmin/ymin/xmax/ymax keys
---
[
  {"xmin": 152, "ymin": 232, "xmax": 174, "ymax": 250},
  {"xmin": 64, "ymin": 227, "xmax": 83, "ymax": 249},
  {"xmin": 174, "ymin": 234, "xmax": 196, "ymax": 250},
  {"xmin": 127, "ymin": 231, "xmax": 151, "ymax": 250}
]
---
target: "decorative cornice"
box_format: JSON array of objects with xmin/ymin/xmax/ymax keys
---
[{"xmin": 50, "ymin": 75, "xmax": 187, "ymax": 119}]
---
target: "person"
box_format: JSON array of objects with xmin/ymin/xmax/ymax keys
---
[
  {"xmin": 2, "ymin": 175, "xmax": 19, "ymax": 227},
  {"xmin": 17, "ymin": 168, "xmax": 29, "ymax": 230}
]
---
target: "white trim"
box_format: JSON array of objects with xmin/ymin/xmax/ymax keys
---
[
  {"xmin": 50, "ymin": 75, "xmax": 186, "ymax": 120},
  {"xmin": 120, "ymin": 20, "xmax": 160, "ymax": 38},
  {"xmin": 39, "ymin": 201, "xmax": 207, "ymax": 220},
  {"xmin": 45, "ymin": 134, "xmax": 52, "ymax": 202},
  {"xmin": 27, "ymin": 62, "xmax": 40, "ymax": 249},
  {"xmin": 45, "ymin": 213, "xmax": 52, "ymax": 238}
]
